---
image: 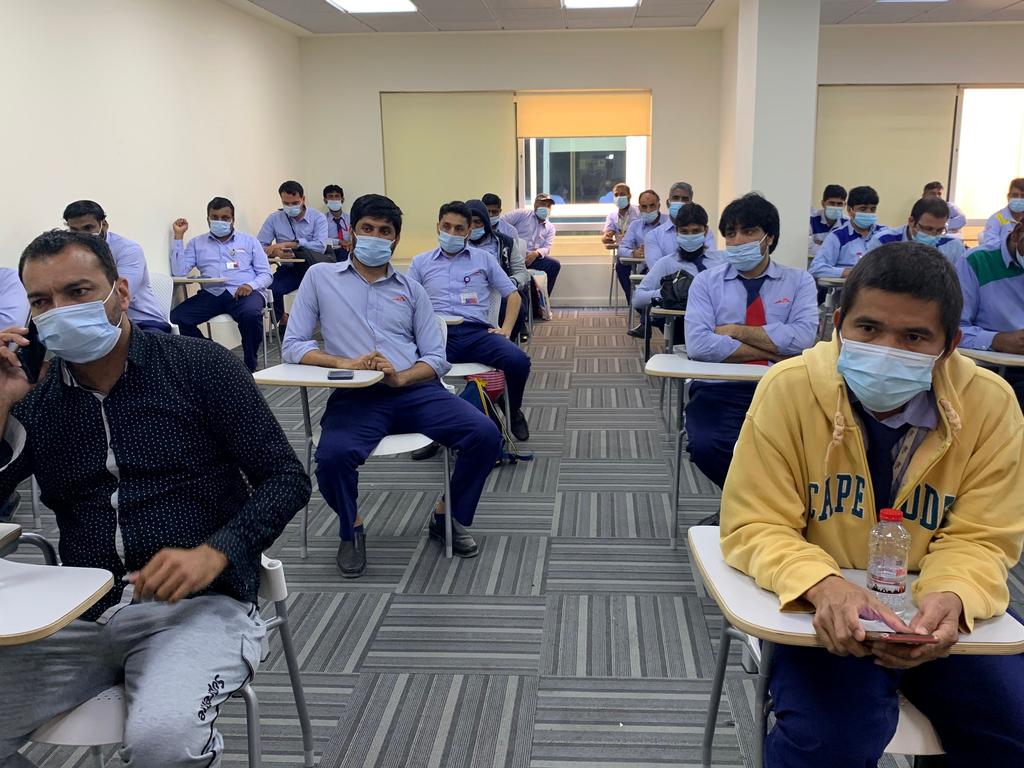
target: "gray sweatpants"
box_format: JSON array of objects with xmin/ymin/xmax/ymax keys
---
[{"xmin": 0, "ymin": 593, "xmax": 264, "ymax": 768}]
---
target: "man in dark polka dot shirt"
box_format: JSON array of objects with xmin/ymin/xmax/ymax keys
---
[{"xmin": 0, "ymin": 230, "xmax": 311, "ymax": 768}]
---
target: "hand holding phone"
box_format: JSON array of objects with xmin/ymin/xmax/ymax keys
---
[
  {"xmin": 327, "ymin": 369, "xmax": 355, "ymax": 381},
  {"xmin": 15, "ymin": 320, "xmax": 46, "ymax": 385},
  {"xmin": 863, "ymin": 631, "xmax": 939, "ymax": 645}
]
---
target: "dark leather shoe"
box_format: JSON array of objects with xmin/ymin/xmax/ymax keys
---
[
  {"xmin": 428, "ymin": 517, "xmax": 479, "ymax": 558},
  {"xmin": 336, "ymin": 531, "xmax": 367, "ymax": 578},
  {"xmin": 627, "ymin": 324, "xmax": 645, "ymax": 338},
  {"xmin": 411, "ymin": 441, "xmax": 441, "ymax": 461},
  {"xmin": 511, "ymin": 409, "xmax": 530, "ymax": 441}
]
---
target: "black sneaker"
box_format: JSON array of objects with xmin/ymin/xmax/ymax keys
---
[
  {"xmin": 336, "ymin": 530, "xmax": 367, "ymax": 578},
  {"xmin": 511, "ymin": 409, "xmax": 530, "ymax": 441},
  {"xmin": 428, "ymin": 517, "xmax": 479, "ymax": 558},
  {"xmin": 411, "ymin": 441, "xmax": 441, "ymax": 461},
  {"xmin": 627, "ymin": 324, "xmax": 645, "ymax": 338}
]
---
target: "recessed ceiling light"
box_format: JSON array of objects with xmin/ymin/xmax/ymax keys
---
[
  {"xmin": 325, "ymin": 0, "xmax": 417, "ymax": 13},
  {"xmin": 876, "ymin": 1, "xmax": 948, "ymax": 4},
  {"xmin": 562, "ymin": 0, "xmax": 640, "ymax": 9}
]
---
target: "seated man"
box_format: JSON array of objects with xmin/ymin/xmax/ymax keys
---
[
  {"xmin": 0, "ymin": 230, "xmax": 310, "ymax": 767},
  {"xmin": 63, "ymin": 199, "xmax": 170, "ymax": 332},
  {"xmin": 482, "ymin": 192, "xmax": 520, "ymax": 243},
  {"xmin": 809, "ymin": 185, "xmax": 883, "ymax": 279},
  {"xmin": 922, "ymin": 180, "xmax": 966, "ymax": 235},
  {"xmin": 281, "ymin": 194, "xmax": 501, "ymax": 578},
  {"xmin": 501, "ymin": 193, "xmax": 561, "ymax": 296},
  {"xmin": 170, "ymin": 197, "xmax": 273, "ymax": 372},
  {"xmin": 980, "ymin": 177, "xmax": 1024, "ymax": 250},
  {"xmin": 631, "ymin": 203, "xmax": 724, "ymax": 344},
  {"xmin": 721, "ymin": 242, "xmax": 1024, "ymax": 767},
  {"xmin": 409, "ymin": 201, "xmax": 532, "ymax": 442},
  {"xmin": 466, "ymin": 198, "xmax": 529, "ymax": 341},
  {"xmin": 617, "ymin": 188, "xmax": 665, "ymax": 305},
  {"xmin": 601, "ymin": 182, "xmax": 639, "ymax": 245},
  {"xmin": 257, "ymin": 180, "xmax": 329, "ymax": 332},
  {"xmin": 808, "ymin": 183, "xmax": 847, "ymax": 257},
  {"xmin": 957, "ymin": 218, "xmax": 1024, "ymax": 404},
  {"xmin": 684, "ymin": 193, "xmax": 818, "ymax": 488},
  {"xmin": 867, "ymin": 196, "xmax": 966, "ymax": 264},
  {"xmin": 642, "ymin": 181, "xmax": 717, "ymax": 270},
  {"xmin": 323, "ymin": 183, "xmax": 351, "ymax": 260}
]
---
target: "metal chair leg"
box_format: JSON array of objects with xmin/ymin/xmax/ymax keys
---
[
  {"xmin": 702, "ymin": 623, "xmax": 740, "ymax": 768},
  {"xmin": 90, "ymin": 745, "xmax": 105, "ymax": 768},
  {"xmin": 275, "ymin": 600, "xmax": 316, "ymax": 768},
  {"xmin": 300, "ymin": 388, "xmax": 313, "ymax": 560},
  {"xmin": 443, "ymin": 449, "xmax": 453, "ymax": 560},
  {"xmin": 671, "ymin": 379, "xmax": 686, "ymax": 549},
  {"xmin": 16, "ymin": 531, "xmax": 58, "ymax": 564},
  {"xmin": 31, "ymin": 475, "xmax": 41, "ymax": 529},
  {"xmin": 239, "ymin": 683, "xmax": 262, "ymax": 768},
  {"xmin": 753, "ymin": 641, "xmax": 775, "ymax": 768}
]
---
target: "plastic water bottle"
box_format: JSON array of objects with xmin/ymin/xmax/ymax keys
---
[{"xmin": 867, "ymin": 508, "xmax": 911, "ymax": 617}]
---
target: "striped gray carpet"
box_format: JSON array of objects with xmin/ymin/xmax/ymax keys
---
[{"xmin": 13, "ymin": 308, "xmax": 1019, "ymax": 767}]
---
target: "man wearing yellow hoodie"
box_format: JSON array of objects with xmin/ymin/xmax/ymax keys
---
[{"xmin": 721, "ymin": 243, "xmax": 1024, "ymax": 766}]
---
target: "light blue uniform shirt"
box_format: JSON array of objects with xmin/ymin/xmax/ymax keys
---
[
  {"xmin": 684, "ymin": 260, "xmax": 819, "ymax": 363},
  {"xmin": 407, "ymin": 246, "xmax": 516, "ymax": 326},
  {"xmin": 494, "ymin": 218, "xmax": 519, "ymax": 242},
  {"xmin": 105, "ymin": 231, "xmax": 167, "ymax": 327},
  {"xmin": 946, "ymin": 202, "xmax": 967, "ymax": 234},
  {"xmin": 170, "ymin": 230, "xmax": 273, "ymax": 297},
  {"xmin": 956, "ymin": 241, "xmax": 1024, "ymax": 350},
  {"xmin": 809, "ymin": 221, "xmax": 884, "ymax": 279},
  {"xmin": 257, "ymin": 207, "xmax": 328, "ymax": 254},
  {"xmin": 603, "ymin": 206, "xmax": 640, "ymax": 238},
  {"xmin": 644, "ymin": 222, "xmax": 717, "ymax": 270},
  {"xmin": 809, "ymin": 209, "xmax": 848, "ymax": 257},
  {"xmin": 618, "ymin": 214, "xmax": 667, "ymax": 260},
  {"xmin": 281, "ymin": 260, "xmax": 449, "ymax": 378},
  {"xmin": 0, "ymin": 268, "xmax": 28, "ymax": 329},
  {"xmin": 501, "ymin": 209, "xmax": 556, "ymax": 257},
  {"xmin": 867, "ymin": 226, "xmax": 966, "ymax": 264},
  {"xmin": 980, "ymin": 206, "xmax": 1019, "ymax": 251},
  {"xmin": 632, "ymin": 249, "xmax": 726, "ymax": 311}
]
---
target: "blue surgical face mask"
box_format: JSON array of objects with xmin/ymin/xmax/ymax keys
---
[
  {"xmin": 438, "ymin": 231, "xmax": 466, "ymax": 254},
  {"xmin": 489, "ymin": 215, "xmax": 500, "ymax": 227},
  {"xmin": 837, "ymin": 334, "xmax": 938, "ymax": 414},
  {"xmin": 676, "ymin": 233, "xmax": 706, "ymax": 253},
  {"xmin": 1009, "ymin": 198, "xmax": 1024, "ymax": 214},
  {"xmin": 853, "ymin": 211, "xmax": 878, "ymax": 229},
  {"xmin": 642, "ymin": 210, "xmax": 659, "ymax": 225},
  {"xmin": 912, "ymin": 229, "xmax": 941, "ymax": 247},
  {"xmin": 353, "ymin": 235, "xmax": 394, "ymax": 267},
  {"xmin": 283, "ymin": 204, "xmax": 303, "ymax": 218},
  {"xmin": 825, "ymin": 206, "xmax": 845, "ymax": 221},
  {"xmin": 470, "ymin": 226, "xmax": 486, "ymax": 242},
  {"xmin": 535, "ymin": 207, "xmax": 550, "ymax": 221},
  {"xmin": 326, "ymin": 200, "xmax": 343, "ymax": 212},
  {"xmin": 34, "ymin": 284, "xmax": 123, "ymax": 364},
  {"xmin": 725, "ymin": 236, "xmax": 767, "ymax": 272},
  {"xmin": 209, "ymin": 220, "xmax": 232, "ymax": 238},
  {"xmin": 615, "ymin": 196, "xmax": 629, "ymax": 210},
  {"xmin": 669, "ymin": 201, "xmax": 686, "ymax": 219}
]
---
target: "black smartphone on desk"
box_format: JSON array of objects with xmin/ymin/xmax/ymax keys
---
[
  {"xmin": 327, "ymin": 369, "xmax": 355, "ymax": 381},
  {"xmin": 15, "ymin": 320, "xmax": 46, "ymax": 384}
]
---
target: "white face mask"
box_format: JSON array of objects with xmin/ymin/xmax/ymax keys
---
[{"xmin": 326, "ymin": 200, "xmax": 343, "ymax": 212}]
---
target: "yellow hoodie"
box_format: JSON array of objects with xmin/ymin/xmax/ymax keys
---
[{"xmin": 720, "ymin": 338, "xmax": 1024, "ymax": 631}]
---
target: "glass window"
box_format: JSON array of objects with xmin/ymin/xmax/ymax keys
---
[{"xmin": 953, "ymin": 88, "xmax": 1024, "ymax": 221}]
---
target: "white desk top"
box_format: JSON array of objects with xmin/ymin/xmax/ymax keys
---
[
  {"xmin": 172, "ymin": 276, "xmax": 226, "ymax": 285},
  {"xmin": 437, "ymin": 314, "xmax": 465, "ymax": 326},
  {"xmin": 958, "ymin": 347, "xmax": 1024, "ymax": 369},
  {"xmin": 816, "ymin": 277, "xmax": 846, "ymax": 287},
  {"xmin": 0, "ymin": 523, "xmax": 21, "ymax": 551},
  {"xmin": 270, "ymin": 257, "xmax": 305, "ymax": 265},
  {"xmin": 645, "ymin": 353, "xmax": 768, "ymax": 382},
  {"xmin": 620, "ymin": 257, "xmax": 645, "ymax": 265},
  {"xmin": 605, "ymin": 243, "xmax": 619, "ymax": 251},
  {"xmin": 650, "ymin": 307, "xmax": 686, "ymax": 317},
  {"xmin": 688, "ymin": 526, "xmax": 1024, "ymax": 654},
  {"xmin": 0, "ymin": 559, "xmax": 113, "ymax": 646},
  {"xmin": 252, "ymin": 364, "xmax": 384, "ymax": 388},
  {"xmin": 629, "ymin": 273, "xmax": 644, "ymax": 283}
]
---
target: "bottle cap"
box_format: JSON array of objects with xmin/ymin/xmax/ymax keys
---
[{"xmin": 880, "ymin": 508, "xmax": 903, "ymax": 522}]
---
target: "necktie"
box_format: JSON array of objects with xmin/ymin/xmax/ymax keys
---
[
  {"xmin": 856, "ymin": 402, "xmax": 912, "ymax": 514},
  {"xmin": 741, "ymin": 275, "xmax": 769, "ymax": 365}
]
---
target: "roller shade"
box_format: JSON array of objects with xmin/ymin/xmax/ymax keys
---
[{"xmin": 515, "ymin": 91, "xmax": 651, "ymax": 138}]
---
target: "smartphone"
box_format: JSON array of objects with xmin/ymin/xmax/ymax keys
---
[
  {"xmin": 863, "ymin": 631, "xmax": 939, "ymax": 644},
  {"xmin": 327, "ymin": 369, "xmax": 355, "ymax": 381},
  {"xmin": 15, "ymin": 320, "xmax": 46, "ymax": 384}
]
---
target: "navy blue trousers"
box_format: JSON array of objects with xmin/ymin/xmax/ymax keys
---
[
  {"xmin": 446, "ymin": 322, "xmax": 532, "ymax": 412},
  {"xmin": 134, "ymin": 319, "xmax": 172, "ymax": 334},
  {"xmin": 766, "ymin": 641, "xmax": 1024, "ymax": 767},
  {"xmin": 615, "ymin": 261, "xmax": 634, "ymax": 301},
  {"xmin": 271, "ymin": 264, "xmax": 307, "ymax": 318},
  {"xmin": 315, "ymin": 382, "xmax": 501, "ymax": 541},
  {"xmin": 170, "ymin": 290, "xmax": 265, "ymax": 372},
  {"xmin": 531, "ymin": 255, "xmax": 561, "ymax": 295},
  {"xmin": 498, "ymin": 289, "xmax": 529, "ymax": 340},
  {"xmin": 685, "ymin": 380, "xmax": 758, "ymax": 488}
]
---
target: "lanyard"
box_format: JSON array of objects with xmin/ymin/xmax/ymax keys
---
[{"xmin": 890, "ymin": 426, "xmax": 921, "ymax": 503}]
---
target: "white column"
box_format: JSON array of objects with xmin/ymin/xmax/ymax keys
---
[{"xmin": 719, "ymin": 0, "xmax": 821, "ymax": 268}]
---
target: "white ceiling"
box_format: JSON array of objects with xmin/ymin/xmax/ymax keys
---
[{"xmin": 243, "ymin": 0, "xmax": 1024, "ymax": 33}]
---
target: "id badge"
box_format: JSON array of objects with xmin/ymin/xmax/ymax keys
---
[
  {"xmin": 459, "ymin": 291, "xmax": 479, "ymax": 305},
  {"xmin": 225, "ymin": 260, "xmax": 240, "ymax": 270}
]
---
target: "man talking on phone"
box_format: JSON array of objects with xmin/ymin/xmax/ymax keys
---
[
  {"xmin": 719, "ymin": 243, "xmax": 1024, "ymax": 766},
  {"xmin": 281, "ymin": 194, "xmax": 501, "ymax": 579},
  {"xmin": 0, "ymin": 230, "xmax": 310, "ymax": 767}
]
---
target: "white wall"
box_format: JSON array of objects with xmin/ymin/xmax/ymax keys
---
[
  {"xmin": 299, "ymin": 29, "xmax": 723, "ymax": 227},
  {"xmin": 0, "ymin": 0, "xmax": 301, "ymax": 273}
]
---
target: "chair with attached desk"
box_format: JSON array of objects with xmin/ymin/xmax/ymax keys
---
[
  {"xmin": 815, "ymin": 276, "xmax": 845, "ymax": 341},
  {"xmin": 606, "ymin": 242, "xmax": 622, "ymax": 311},
  {"xmin": 644, "ymin": 353, "xmax": 767, "ymax": 548},
  {"xmin": 149, "ymin": 272, "xmax": 180, "ymax": 334},
  {"xmin": 14, "ymin": 549, "xmax": 315, "ymax": 768},
  {"xmin": 252, "ymin": 365, "xmax": 456, "ymax": 561},
  {"xmin": 688, "ymin": 525, "xmax": 1024, "ymax": 768},
  {"xmin": 957, "ymin": 346, "xmax": 1024, "ymax": 378}
]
